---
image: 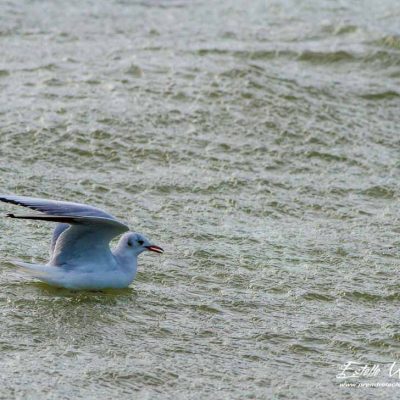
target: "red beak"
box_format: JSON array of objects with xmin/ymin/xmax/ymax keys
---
[{"xmin": 145, "ymin": 245, "xmax": 164, "ymax": 254}]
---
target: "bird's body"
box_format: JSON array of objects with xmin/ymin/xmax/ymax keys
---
[{"xmin": 0, "ymin": 195, "xmax": 163, "ymax": 290}]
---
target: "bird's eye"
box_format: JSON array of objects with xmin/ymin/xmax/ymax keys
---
[{"xmin": 138, "ymin": 239, "xmax": 144, "ymax": 245}]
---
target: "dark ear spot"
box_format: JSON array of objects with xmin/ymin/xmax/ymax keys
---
[{"xmin": 127, "ymin": 240, "xmax": 132, "ymax": 247}]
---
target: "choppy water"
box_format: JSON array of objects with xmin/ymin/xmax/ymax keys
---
[{"xmin": 0, "ymin": 0, "xmax": 399, "ymax": 398}]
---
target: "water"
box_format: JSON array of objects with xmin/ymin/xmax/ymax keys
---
[{"xmin": 0, "ymin": 0, "xmax": 399, "ymax": 398}]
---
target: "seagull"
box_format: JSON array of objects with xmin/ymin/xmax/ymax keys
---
[{"xmin": 0, "ymin": 195, "xmax": 164, "ymax": 290}]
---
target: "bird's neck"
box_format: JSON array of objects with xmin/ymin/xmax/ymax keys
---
[{"xmin": 113, "ymin": 248, "xmax": 138, "ymax": 275}]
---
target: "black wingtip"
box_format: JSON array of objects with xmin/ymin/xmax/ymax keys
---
[{"xmin": 6, "ymin": 213, "xmax": 15, "ymax": 218}]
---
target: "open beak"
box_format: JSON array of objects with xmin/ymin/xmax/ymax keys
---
[{"xmin": 145, "ymin": 245, "xmax": 164, "ymax": 254}]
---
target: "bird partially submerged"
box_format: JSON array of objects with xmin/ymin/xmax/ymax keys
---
[{"xmin": 0, "ymin": 195, "xmax": 163, "ymax": 290}]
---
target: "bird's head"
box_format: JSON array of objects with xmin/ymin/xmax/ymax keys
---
[{"xmin": 120, "ymin": 232, "xmax": 164, "ymax": 256}]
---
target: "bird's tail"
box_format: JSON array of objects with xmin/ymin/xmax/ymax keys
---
[
  {"xmin": 11, "ymin": 260, "xmax": 51, "ymax": 275},
  {"xmin": 10, "ymin": 260, "xmax": 68, "ymax": 287},
  {"xmin": 9, "ymin": 260, "xmax": 74, "ymax": 289}
]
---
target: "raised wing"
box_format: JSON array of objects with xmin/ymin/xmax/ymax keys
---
[
  {"xmin": 0, "ymin": 195, "xmax": 129, "ymax": 257},
  {"xmin": 5, "ymin": 214, "xmax": 129, "ymax": 268},
  {"xmin": 0, "ymin": 195, "xmax": 114, "ymax": 218},
  {"xmin": 48, "ymin": 216, "xmax": 129, "ymax": 267}
]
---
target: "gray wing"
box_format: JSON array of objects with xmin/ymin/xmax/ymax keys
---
[
  {"xmin": 0, "ymin": 195, "xmax": 127, "ymax": 254},
  {"xmin": 7, "ymin": 214, "xmax": 129, "ymax": 267},
  {"xmin": 0, "ymin": 195, "xmax": 114, "ymax": 217},
  {"xmin": 46, "ymin": 216, "xmax": 129, "ymax": 267}
]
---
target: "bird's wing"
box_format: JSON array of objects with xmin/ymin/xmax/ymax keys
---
[
  {"xmin": 0, "ymin": 195, "xmax": 115, "ymax": 218},
  {"xmin": 0, "ymin": 195, "xmax": 126, "ymax": 253},
  {"xmin": 6, "ymin": 214, "xmax": 129, "ymax": 268}
]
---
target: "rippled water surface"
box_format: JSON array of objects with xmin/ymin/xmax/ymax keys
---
[{"xmin": 0, "ymin": 0, "xmax": 400, "ymax": 398}]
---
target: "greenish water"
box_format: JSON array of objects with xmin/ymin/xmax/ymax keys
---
[{"xmin": 0, "ymin": 0, "xmax": 400, "ymax": 398}]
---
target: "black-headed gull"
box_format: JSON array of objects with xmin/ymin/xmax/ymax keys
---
[{"xmin": 0, "ymin": 195, "xmax": 164, "ymax": 290}]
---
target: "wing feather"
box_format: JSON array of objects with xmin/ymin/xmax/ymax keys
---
[
  {"xmin": 48, "ymin": 216, "xmax": 129, "ymax": 267},
  {"xmin": 1, "ymin": 195, "xmax": 130, "ymax": 267},
  {"xmin": 0, "ymin": 195, "xmax": 128, "ymax": 254},
  {"xmin": 0, "ymin": 195, "xmax": 114, "ymax": 218}
]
